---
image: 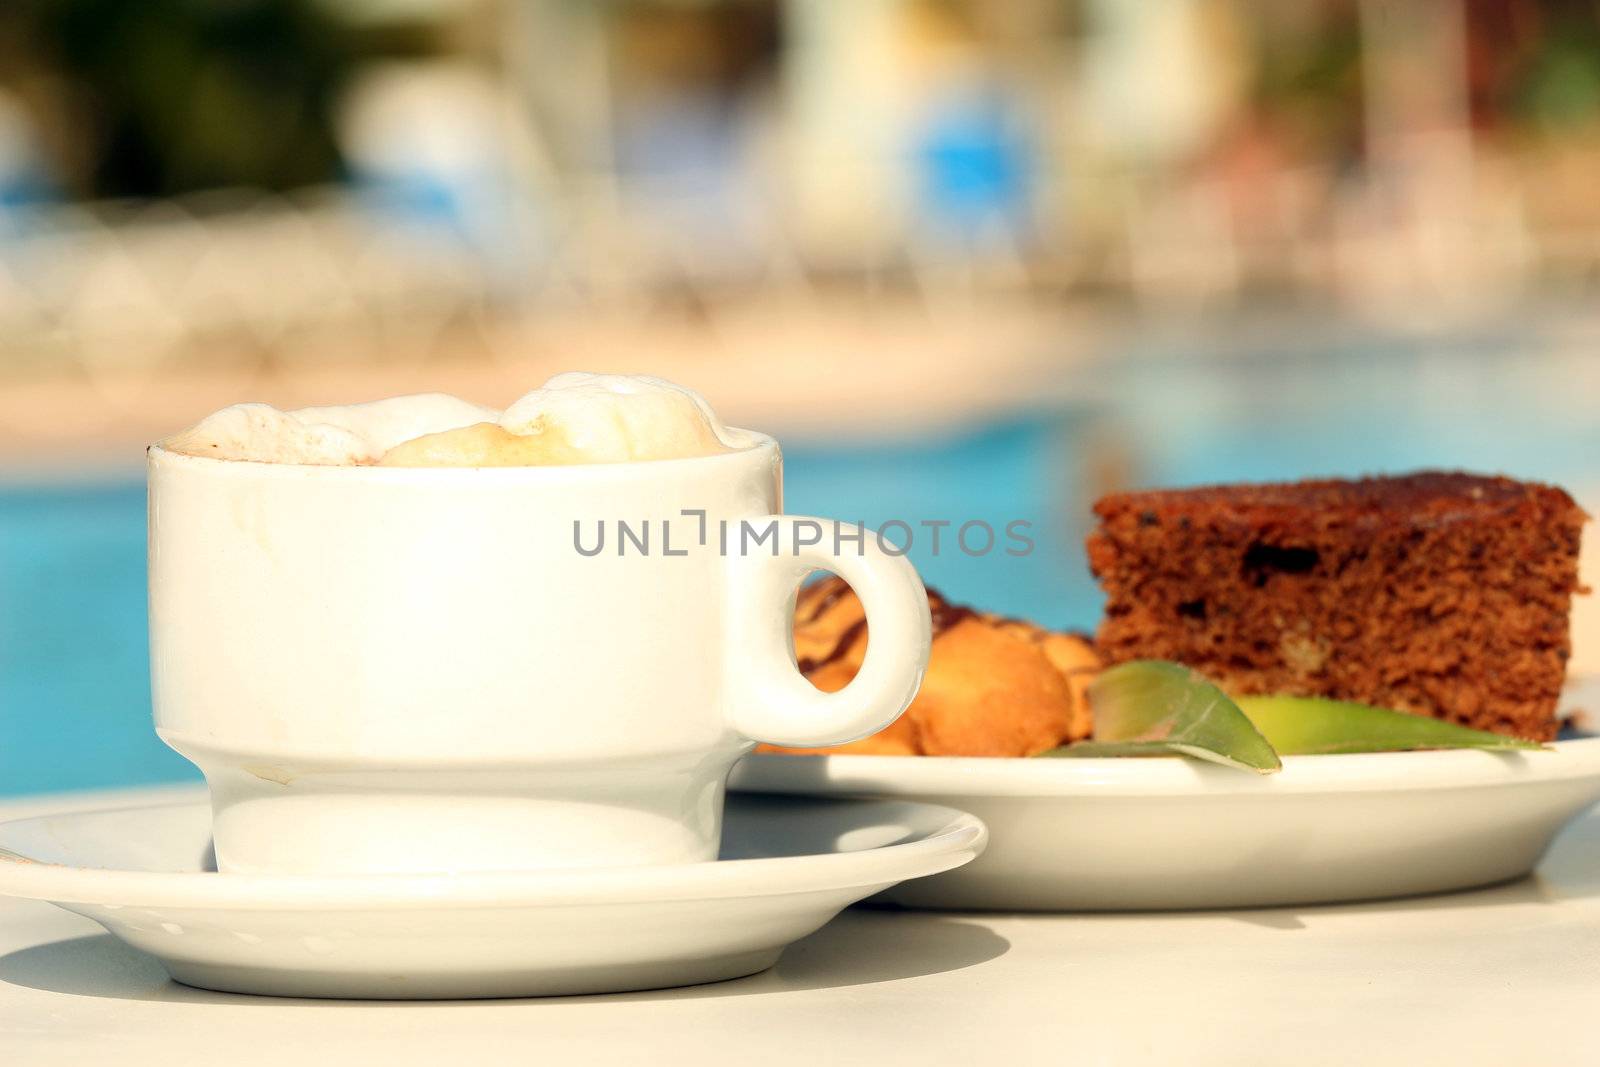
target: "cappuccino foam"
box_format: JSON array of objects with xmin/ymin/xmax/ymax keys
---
[{"xmin": 162, "ymin": 374, "xmax": 745, "ymax": 466}]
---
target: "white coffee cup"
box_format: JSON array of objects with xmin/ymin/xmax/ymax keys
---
[{"xmin": 147, "ymin": 434, "xmax": 930, "ymax": 875}]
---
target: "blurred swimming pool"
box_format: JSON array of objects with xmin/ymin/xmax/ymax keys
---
[{"xmin": 3, "ymin": 341, "xmax": 1597, "ymax": 796}]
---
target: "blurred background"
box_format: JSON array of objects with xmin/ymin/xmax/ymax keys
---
[{"xmin": 2, "ymin": 0, "xmax": 1598, "ymax": 795}]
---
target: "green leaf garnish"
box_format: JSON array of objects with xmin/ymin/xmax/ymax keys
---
[
  {"xmin": 1038, "ymin": 660, "xmax": 1281, "ymax": 773},
  {"xmin": 1235, "ymin": 695, "xmax": 1546, "ymax": 755}
]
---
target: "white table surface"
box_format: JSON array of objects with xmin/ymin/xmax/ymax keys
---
[{"xmin": 2, "ymin": 784, "xmax": 1599, "ymax": 1067}]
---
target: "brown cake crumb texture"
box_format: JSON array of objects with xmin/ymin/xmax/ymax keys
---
[{"xmin": 1087, "ymin": 471, "xmax": 1588, "ymax": 741}]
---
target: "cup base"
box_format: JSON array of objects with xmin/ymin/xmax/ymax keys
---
[{"xmin": 166, "ymin": 739, "xmax": 743, "ymax": 875}]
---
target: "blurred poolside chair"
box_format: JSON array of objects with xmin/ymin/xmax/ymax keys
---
[{"xmin": 905, "ymin": 83, "xmax": 1034, "ymax": 298}]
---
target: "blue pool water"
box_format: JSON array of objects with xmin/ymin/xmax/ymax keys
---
[
  {"xmin": 1, "ymin": 478, "xmax": 191, "ymax": 795},
  {"xmin": 3, "ymin": 342, "xmax": 1597, "ymax": 797}
]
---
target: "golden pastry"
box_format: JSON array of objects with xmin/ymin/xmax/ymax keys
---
[{"xmin": 763, "ymin": 577, "xmax": 1100, "ymax": 757}]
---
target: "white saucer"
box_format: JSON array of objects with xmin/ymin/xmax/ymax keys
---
[
  {"xmin": 0, "ymin": 793, "xmax": 984, "ymax": 999},
  {"xmin": 731, "ymin": 739, "xmax": 1600, "ymax": 911}
]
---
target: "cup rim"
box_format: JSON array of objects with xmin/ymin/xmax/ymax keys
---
[{"xmin": 146, "ymin": 429, "xmax": 777, "ymax": 482}]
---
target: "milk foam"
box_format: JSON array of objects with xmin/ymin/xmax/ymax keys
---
[
  {"xmin": 162, "ymin": 375, "xmax": 744, "ymax": 466},
  {"xmin": 162, "ymin": 394, "xmax": 497, "ymax": 465},
  {"xmin": 495, "ymin": 372, "xmax": 738, "ymax": 463}
]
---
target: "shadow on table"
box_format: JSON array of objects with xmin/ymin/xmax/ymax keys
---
[
  {"xmin": 605, "ymin": 910, "xmax": 1010, "ymax": 1003},
  {"xmin": 0, "ymin": 910, "xmax": 1009, "ymax": 1007}
]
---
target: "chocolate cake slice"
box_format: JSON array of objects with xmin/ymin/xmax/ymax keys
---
[{"xmin": 1086, "ymin": 472, "xmax": 1587, "ymax": 741}]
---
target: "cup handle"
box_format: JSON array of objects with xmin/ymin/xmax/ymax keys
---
[{"xmin": 724, "ymin": 516, "xmax": 932, "ymax": 748}]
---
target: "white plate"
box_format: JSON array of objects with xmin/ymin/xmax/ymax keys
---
[
  {"xmin": 731, "ymin": 739, "xmax": 1600, "ymax": 910},
  {"xmin": 0, "ymin": 793, "xmax": 983, "ymax": 999}
]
